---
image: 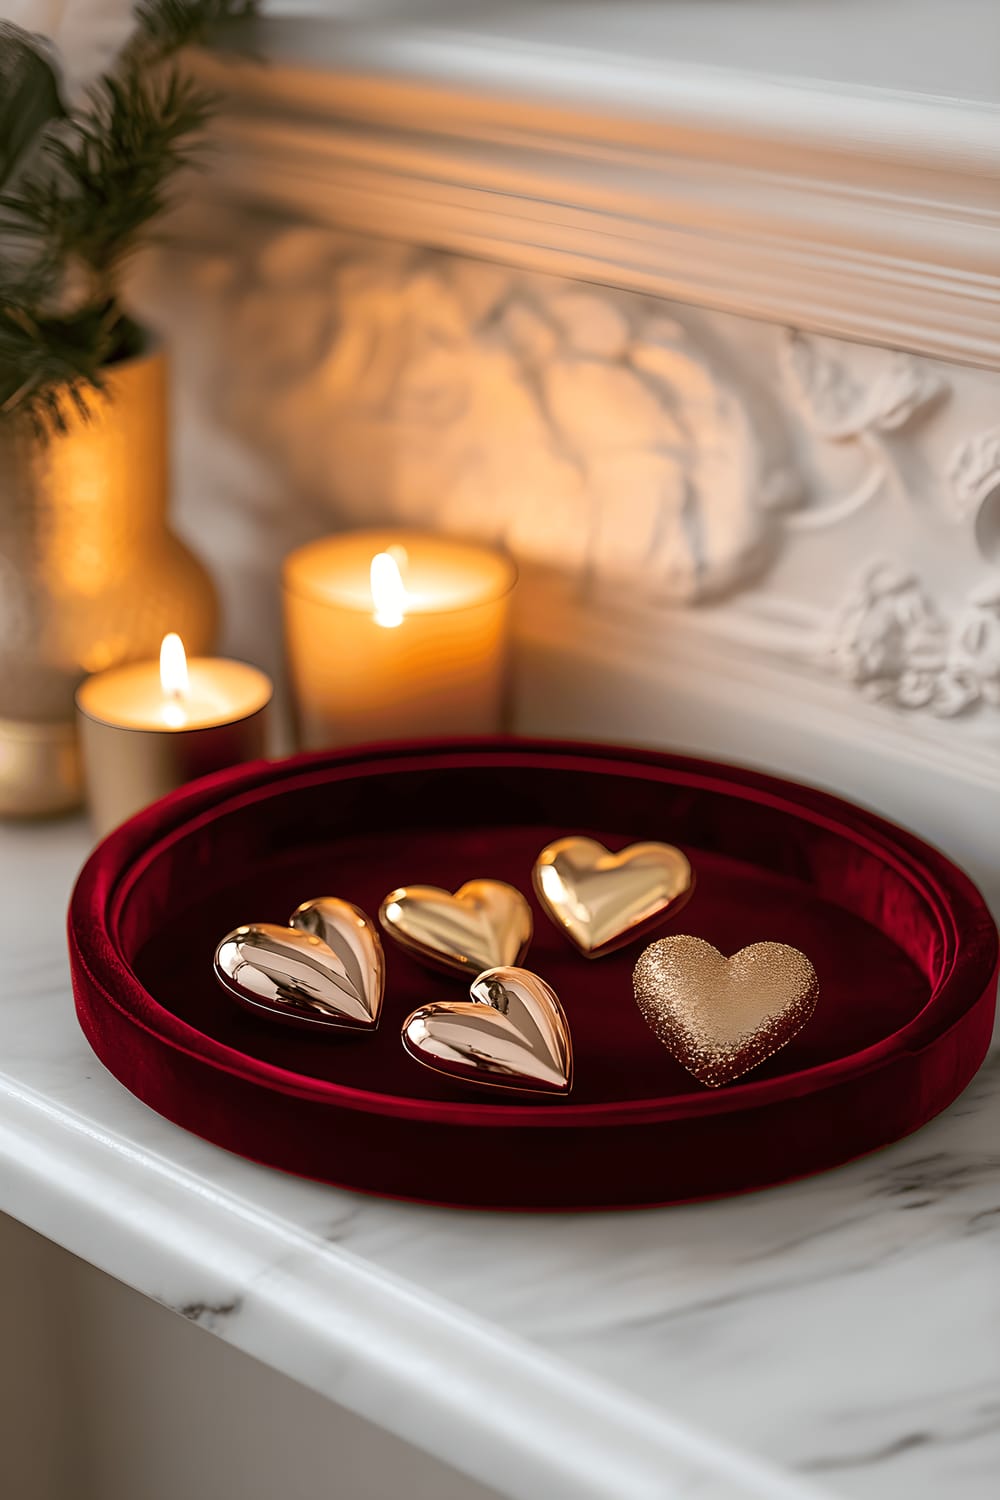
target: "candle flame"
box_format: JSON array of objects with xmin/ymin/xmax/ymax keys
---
[
  {"xmin": 160, "ymin": 633, "xmax": 190, "ymax": 697},
  {"xmin": 159, "ymin": 633, "xmax": 189, "ymax": 726},
  {"xmin": 370, "ymin": 551, "xmax": 408, "ymax": 628}
]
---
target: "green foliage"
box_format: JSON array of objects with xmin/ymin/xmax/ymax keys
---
[
  {"xmin": 130, "ymin": 0, "xmax": 257, "ymax": 62},
  {"xmin": 4, "ymin": 69, "xmax": 214, "ymax": 289},
  {"xmin": 0, "ymin": 0, "xmax": 255, "ymax": 433},
  {"xmin": 0, "ymin": 299, "xmax": 129, "ymax": 433},
  {"xmin": 0, "ymin": 23, "xmax": 65, "ymax": 191}
]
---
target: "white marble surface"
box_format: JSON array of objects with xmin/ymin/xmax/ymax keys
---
[{"xmin": 1, "ymin": 813, "xmax": 997, "ymax": 1500}]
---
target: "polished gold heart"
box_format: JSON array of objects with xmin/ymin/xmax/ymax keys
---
[
  {"xmin": 533, "ymin": 836, "xmax": 692, "ymax": 957},
  {"xmin": 633, "ymin": 936, "xmax": 818, "ymax": 1087},
  {"xmin": 379, "ymin": 880, "xmax": 533, "ymax": 978},
  {"xmin": 214, "ymin": 897, "xmax": 384, "ymax": 1031},
  {"xmin": 402, "ymin": 966, "xmax": 572, "ymax": 1094}
]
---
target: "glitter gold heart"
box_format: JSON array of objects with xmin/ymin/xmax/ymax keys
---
[
  {"xmin": 379, "ymin": 880, "xmax": 532, "ymax": 978},
  {"xmin": 533, "ymin": 836, "xmax": 693, "ymax": 957},
  {"xmin": 214, "ymin": 897, "xmax": 384, "ymax": 1031},
  {"xmin": 402, "ymin": 966, "xmax": 573, "ymax": 1095},
  {"xmin": 633, "ymin": 936, "xmax": 818, "ymax": 1087}
]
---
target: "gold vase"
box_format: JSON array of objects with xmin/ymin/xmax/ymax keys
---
[{"xmin": 0, "ymin": 344, "xmax": 218, "ymax": 816}]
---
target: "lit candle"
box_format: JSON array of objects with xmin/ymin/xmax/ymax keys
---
[
  {"xmin": 76, "ymin": 635, "xmax": 272, "ymax": 836},
  {"xmin": 282, "ymin": 530, "xmax": 516, "ymax": 748}
]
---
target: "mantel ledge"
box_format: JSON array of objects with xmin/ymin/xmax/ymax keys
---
[{"xmin": 193, "ymin": 15, "xmax": 1000, "ymax": 366}]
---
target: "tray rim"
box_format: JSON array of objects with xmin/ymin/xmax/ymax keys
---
[{"xmin": 69, "ymin": 737, "xmax": 999, "ymax": 1130}]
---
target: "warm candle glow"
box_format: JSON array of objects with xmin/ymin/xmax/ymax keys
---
[
  {"xmin": 370, "ymin": 552, "xmax": 408, "ymax": 629},
  {"xmin": 159, "ymin": 633, "xmax": 189, "ymax": 727},
  {"xmin": 159, "ymin": 633, "xmax": 190, "ymax": 698},
  {"xmin": 282, "ymin": 529, "xmax": 516, "ymax": 748},
  {"xmin": 76, "ymin": 642, "xmax": 272, "ymax": 836}
]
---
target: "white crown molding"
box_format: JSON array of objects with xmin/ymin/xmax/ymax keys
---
[{"xmin": 192, "ymin": 15, "xmax": 1000, "ymax": 368}]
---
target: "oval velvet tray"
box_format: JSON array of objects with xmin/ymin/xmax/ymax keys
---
[{"xmin": 69, "ymin": 739, "xmax": 998, "ymax": 1210}]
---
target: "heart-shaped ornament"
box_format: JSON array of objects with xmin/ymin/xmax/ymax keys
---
[
  {"xmin": 534, "ymin": 836, "xmax": 693, "ymax": 957},
  {"xmin": 402, "ymin": 966, "xmax": 573, "ymax": 1095},
  {"xmin": 214, "ymin": 897, "xmax": 384, "ymax": 1031},
  {"xmin": 379, "ymin": 880, "xmax": 533, "ymax": 978},
  {"xmin": 633, "ymin": 936, "xmax": 818, "ymax": 1087}
]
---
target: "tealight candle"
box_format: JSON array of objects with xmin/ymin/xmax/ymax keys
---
[
  {"xmin": 76, "ymin": 634, "xmax": 272, "ymax": 836},
  {"xmin": 282, "ymin": 530, "xmax": 516, "ymax": 748}
]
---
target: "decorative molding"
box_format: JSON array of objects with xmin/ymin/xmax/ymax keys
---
[
  {"xmin": 516, "ymin": 563, "xmax": 1000, "ymax": 788},
  {"xmin": 947, "ymin": 427, "xmax": 1000, "ymax": 568},
  {"xmin": 136, "ymin": 219, "xmax": 1000, "ymax": 771},
  {"xmin": 780, "ymin": 333, "xmax": 946, "ymax": 443},
  {"xmin": 148, "ymin": 230, "xmax": 807, "ymax": 602},
  {"xmin": 190, "ymin": 15, "xmax": 1000, "ymax": 368},
  {"xmin": 828, "ymin": 562, "xmax": 1000, "ymax": 718}
]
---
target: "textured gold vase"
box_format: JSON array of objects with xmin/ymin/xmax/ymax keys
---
[{"xmin": 0, "ymin": 344, "xmax": 217, "ymax": 816}]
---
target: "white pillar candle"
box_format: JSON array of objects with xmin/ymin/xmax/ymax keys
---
[{"xmin": 282, "ymin": 530, "xmax": 516, "ymax": 748}]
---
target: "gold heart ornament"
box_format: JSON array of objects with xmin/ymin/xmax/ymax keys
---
[
  {"xmin": 533, "ymin": 836, "xmax": 693, "ymax": 957},
  {"xmin": 633, "ymin": 936, "xmax": 818, "ymax": 1088},
  {"xmin": 214, "ymin": 897, "xmax": 384, "ymax": 1031},
  {"xmin": 402, "ymin": 966, "xmax": 573, "ymax": 1095},
  {"xmin": 379, "ymin": 880, "xmax": 532, "ymax": 978}
]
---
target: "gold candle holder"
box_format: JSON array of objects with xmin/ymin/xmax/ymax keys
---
[
  {"xmin": 282, "ymin": 530, "xmax": 516, "ymax": 749},
  {"xmin": 0, "ymin": 345, "xmax": 217, "ymax": 819},
  {"xmin": 76, "ymin": 635, "xmax": 271, "ymax": 838}
]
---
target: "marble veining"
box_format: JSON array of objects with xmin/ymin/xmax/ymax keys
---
[
  {"xmin": 1, "ymin": 819, "xmax": 997, "ymax": 1500},
  {"xmin": 176, "ymin": 1297, "xmax": 244, "ymax": 1329}
]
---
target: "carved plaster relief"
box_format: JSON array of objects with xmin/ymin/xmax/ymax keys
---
[
  {"xmin": 255, "ymin": 245, "xmax": 801, "ymax": 604},
  {"xmin": 134, "ymin": 216, "xmax": 1000, "ymax": 728},
  {"xmin": 828, "ymin": 564, "xmax": 1000, "ymax": 717},
  {"xmin": 766, "ymin": 331, "xmax": 1000, "ymax": 717},
  {"xmin": 948, "ymin": 426, "xmax": 1000, "ymax": 564}
]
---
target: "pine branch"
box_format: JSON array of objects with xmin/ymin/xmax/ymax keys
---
[
  {"xmin": 130, "ymin": 0, "xmax": 257, "ymax": 64},
  {"xmin": 0, "ymin": 22, "xmax": 65, "ymax": 189},
  {"xmin": 0, "ymin": 0, "xmax": 258, "ymax": 432},
  {"xmin": 42, "ymin": 66, "xmax": 214, "ymax": 280},
  {"xmin": 0, "ymin": 298, "xmax": 128, "ymax": 434}
]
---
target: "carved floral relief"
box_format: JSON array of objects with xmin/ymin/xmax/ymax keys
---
[
  {"xmin": 777, "ymin": 330, "xmax": 1000, "ymax": 717},
  {"xmin": 829, "ymin": 564, "xmax": 1000, "ymax": 717}
]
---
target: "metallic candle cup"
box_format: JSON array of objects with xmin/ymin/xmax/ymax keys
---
[
  {"xmin": 282, "ymin": 530, "xmax": 517, "ymax": 749},
  {"xmin": 0, "ymin": 345, "xmax": 217, "ymax": 820},
  {"xmin": 76, "ymin": 637, "xmax": 271, "ymax": 837}
]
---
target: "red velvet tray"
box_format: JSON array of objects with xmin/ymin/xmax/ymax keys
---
[{"xmin": 68, "ymin": 739, "xmax": 998, "ymax": 1210}]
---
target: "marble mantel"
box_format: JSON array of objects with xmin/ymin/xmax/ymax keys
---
[
  {"xmin": 4, "ymin": 817, "xmax": 999, "ymax": 1500},
  {"xmin": 3, "ymin": 5, "xmax": 999, "ymax": 1498}
]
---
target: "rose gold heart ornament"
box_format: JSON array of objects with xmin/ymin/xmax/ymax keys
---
[
  {"xmin": 534, "ymin": 836, "xmax": 693, "ymax": 957},
  {"xmin": 379, "ymin": 880, "xmax": 532, "ymax": 978},
  {"xmin": 402, "ymin": 966, "xmax": 573, "ymax": 1095},
  {"xmin": 633, "ymin": 936, "xmax": 818, "ymax": 1087},
  {"xmin": 214, "ymin": 897, "xmax": 384, "ymax": 1031}
]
